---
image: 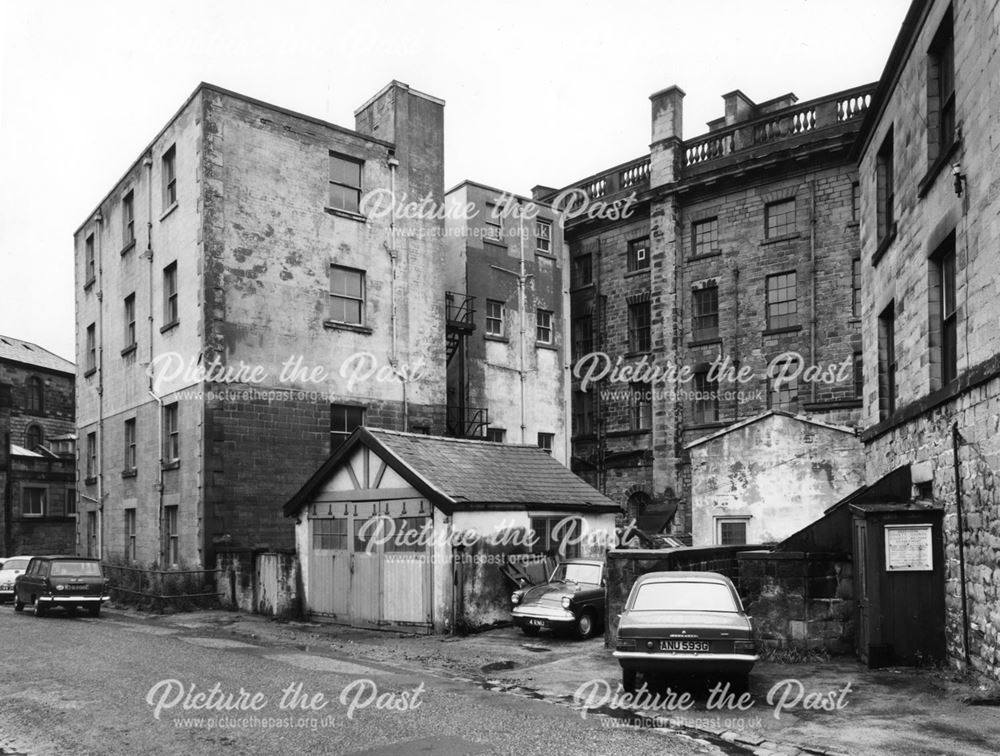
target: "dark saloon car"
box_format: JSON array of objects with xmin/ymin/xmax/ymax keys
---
[
  {"xmin": 511, "ymin": 559, "xmax": 605, "ymax": 639},
  {"xmin": 13, "ymin": 556, "xmax": 110, "ymax": 617},
  {"xmin": 613, "ymin": 571, "xmax": 758, "ymax": 691}
]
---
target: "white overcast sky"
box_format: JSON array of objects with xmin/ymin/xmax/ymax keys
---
[{"xmin": 0, "ymin": 0, "xmax": 911, "ymax": 362}]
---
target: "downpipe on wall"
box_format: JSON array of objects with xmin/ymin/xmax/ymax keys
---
[{"xmin": 386, "ymin": 153, "xmax": 408, "ymax": 430}]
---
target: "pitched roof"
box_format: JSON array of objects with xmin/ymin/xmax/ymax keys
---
[
  {"xmin": 683, "ymin": 410, "xmax": 856, "ymax": 450},
  {"xmin": 284, "ymin": 427, "xmax": 620, "ymax": 517},
  {"xmin": 0, "ymin": 336, "xmax": 74, "ymax": 374}
]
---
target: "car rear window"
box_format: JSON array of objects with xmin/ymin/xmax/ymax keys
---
[
  {"xmin": 50, "ymin": 561, "xmax": 103, "ymax": 577},
  {"xmin": 3, "ymin": 558, "xmax": 30, "ymax": 571},
  {"xmin": 631, "ymin": 581, "xmax": 738, "ymax": 612}
]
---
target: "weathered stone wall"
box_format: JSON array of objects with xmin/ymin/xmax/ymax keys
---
[{"xmin": 216, "ymin": 548, "xmax": 300, "ymax": 618}]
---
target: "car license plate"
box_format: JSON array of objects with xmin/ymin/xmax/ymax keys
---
[
  {"xmin": 660, "ymin": 640, "xmax": 709, "ymax": 652},
  {"xmin": 528, "ymin": 619, "xmax": 547, "ymax": 627}
]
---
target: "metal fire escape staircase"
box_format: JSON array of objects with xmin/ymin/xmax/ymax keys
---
[{"xmin": 445, "ymin": 292, "xmax": 488, "ymax": 438}]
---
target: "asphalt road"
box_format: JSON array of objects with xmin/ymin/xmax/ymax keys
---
[{"xmin": 0, "ymin": 606, "xmax": 723, "ymax": 756}]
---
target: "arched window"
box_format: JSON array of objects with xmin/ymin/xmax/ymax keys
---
[
  {"xmin": 27, "ymin": 376, "xmax": 44, "ymax": 413},
  {"xmin": 25, "ymin": 424, "xmax": 44, "ymax": 450},
  {"xmin": 626, "ymin": 491, "xmax": 652, "ymax": 521}
]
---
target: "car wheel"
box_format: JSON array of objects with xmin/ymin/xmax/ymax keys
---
[
  {"xmin": 33, "ymin": 600, "xmax": 46, "ymax": 617},
  {"xmin": 521, "ymin": 625, "xmax": 540, "ymax": 636},
  {"xmin": 622, "ymin": 668, "xmax": 637, "ymax": 693},
  {"xmin": 88, "ymin": 605, "xmax": 101, "ymax": 618},
  {"xmin": 13, "ymin": 598, "xmax": 24, "ymax": 612},
  {"xmin": 575, "ymin": 611, "xmax": 596, "ymax": 640}
]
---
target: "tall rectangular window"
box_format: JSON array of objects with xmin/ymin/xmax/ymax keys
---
[
  {"xmin": 125, "ymin": 508, "xmax": 136, "ymax": 563},
  {"xmin": 765, "ymin": 199, "xmax": 796, "ymax": 239},
  {"xmin": 124, "ymin": 418, "xmax": 137, "ymax": 472},
  {"xmin": 86, "ymin": 323, "xmax": 96, "ymax": 372},
  {"xmin": 692, "ymin": 218, "xmax": 719, "ymax": 257},
  {"xmin": 85, "ymin": 234, "xmax": 96, "ymax": 284},
  {"xmin": 536, "ymin": 309, "xmax": 553, "ymax": 344},
  {"xmin": 537, "ymin": 432, "xmax": 554, "ymax": 454},
  {"xmin": 768, "ymin": 371, "xmax": 798, "ymax": 413},
  {"xmin": 851, "ymin": 181, "xmax": 860, "ymax": 222},
  {"xmin": 631, "ymin": 383, "xmax": 652, "ymax": 430},
  {"xmin": 328, "ymin": 153, "xmax": 362, "ymax": 214},
  {"xmin": 124, "ymin": 293, "xmax": 136, "ymax": 349},
  {"xmin": 627, "ymin": 237, "xmax": 650, "ymax": 272},
  {"xmin": 928, "ymin": 9, "xmax": 955, "ymax": 164},
  {"xmin": 86, "ymin": 432, "xmax": 97, "ymax": 480},
  {"xmin": 163, "ymin": 402, "xmax": 179, "ymax": 463},
  {"xmin": 535, "ymin": 220, "xmax": 551, "ymax": 254},
  {"xmin": 932, "ymin": 234, "xmax": 958, "ymax": 387},
  {"xmin": 853, "ymin": 351, "xmax": 864, "ymax": 400},
  {"xmin": 330, "ymin": 404, "xmax": 364, "ymax": 452},
  {"xmin": 163, "ymin": 262, "xmax": 178, "ymax": 326},
  {"xmin": 65, "ymin": 489, "xmax": 76, "ymax": 516},
  {"xmin": 692, "ymin": 284, "xmax": 719, "ymax": 341},
  {"xmin": 628, "ymin": 301, "xmax": 651, "ymax": 353},
  {"xmin": 122, "ymin": 190, "xmax": 135, "ymax": 247},
  {"xmin": 162, "ymin": 145, "xmax": 176, "ymax": 209},
  {"xmin": 23, "ymin": 487, "xmax": 45, "ymax": 517},
  {"xmin": 87, "ymin": 511, "xmax": 98, "ymax": 557},
  {"xmin": 571, "ymin": 253, "xmax": 593, "ymax": 288},
  {"xmin": 485, "ymin": 299, "xmax": 505, "ymax": 337},
  {"xmin": 852, "ymin": 259, "xmax": 862, "ymax": 318},
  {"xmin": 878, "ymin": 303, "xmax": 897, "ymax": 419},
  {"xmin": 165, "ymin": 505, "xmax": 179, "ymax": 566},
  {"xmin": 876, "ymin": 129, "xmax": 895, "ymax": 245},
  {"xmin": 766, "ymin": 272, "xmax": 797, "ymax": 330},
  {"xmin": 329, "ymin": 265, "xmax": 365, "ymax": 325},
  {"xmin": 572, "ymin": 314, "xmax": 594, "ymax": 361},
  {"xmin": 573, "ymin": 390, "xmax": 594, "ymax": 436},
  {"xmin": 484, "ymin": 203, "xmax": 503, "ymax": 243},
  {"xmin": 692, "ymin": 370, "xmax": 719, "ymax": 424}
]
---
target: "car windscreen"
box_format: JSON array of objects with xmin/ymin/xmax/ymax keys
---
[
  {"xmin": 49, "ymin": 561, "xmax": 103, "ymax": 577},
  {"xmin": 549, "ymin": 563, "xmax": 602, "ymax": 585},
  {"xmin": 2, "ymin": 558, "xmax": 30, "ymax": 571},
  {"xmin": 631, "ymin": 581, "xmax": 738, "ymax": 612}
]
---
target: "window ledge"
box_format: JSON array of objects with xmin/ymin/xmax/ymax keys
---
[
  {"xmin": 484, "ymin": 334, "xmax": 509, "ymax": 344},
  {"xmin": 688, "ymin": 337, "xmax": 722, "ymax": 348},
  {"xmin": 121, "ymin": 344, "xmax": 138, "ymax": 358},
  {"xmin": 917, "ymin": 139, "xmax": 962, "ymax": 199},
  {"xmin": 323, "ymin": 207, "xmax": 367, "ymax": 223},
  {"xmin": 120, "ymin": 240, "xmax": 136, "ymax": 256},
  {"xmin": 872, "ymin": 222, "xmax": 897, "ymax": 267},
  {"xmin": 687, "ymin": 251, "xmax": 723, "ymax": 262},
  {"xmin": 684, "ymin": 421, "xmax": 729, "ymax": 431},
  {"xmin": 84, "ymin": 367, "xmax": 97, "ymax": 378},
  {"xmin": 535, "ymin": 342, "xmax": 558, "ymax": 351},
  {"xmin": 483, "ymin": 239, "xmax": 507, "ymax": 249},
  {"xmin": 624, "ymin": 351, "xmax": 652, "ymax": 359},
  {"xmin": 160, "ymin": 321, "xmax": 179, "ymax": 334},
  {"xmin": 762, "ymin": 325, "xmax": 803, "ymax": 336},
  {"xmin": 84, "ymin": 476, "xmax": 97, "ymax": 486},
  {"xmin": 534, "ymin": 252, "xmax": 557, "ymax": 261},
  {"xmin": 323, "ymin": 320, "xmax": 372, "ymax": 335},
  {"xmin": 160, "ymin": 202, "xmax": 179, "ymax": 222},
  {"xmin": 846, "ymin": 220, "xmax": 860, "ymax": 229},
  {"xmin": 570, "ymin": 284, "xmax": 595, "ymax": 294},
  {"xmin": 121, "ymin": 469, "xmax": 137, "ymax": 479},
  {"xmin": 624, "ymin": 267, "xmax": 651, "ymax": 279},
  {"xmin": 761, "ymin": 232, "xmax": 801, "ymax": 246},
  {"xmin": 605, "ymin": 429, "xmax": 653, "ymax": 438},
  {"xmin": 162, "ymin": 460, "xmax": 180, "ymax": 471},
  {"xmin": 801, "ymin": 399, "xmax": 863, "ymax": 412}
]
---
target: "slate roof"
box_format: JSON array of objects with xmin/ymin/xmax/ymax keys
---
[
  {"xmin": 284, "ymin": 427, "xmax": 620, "ymax": 517},
  {"xmin": 0, "ymin": 335, "xmax": 74, "ymax": 374}
]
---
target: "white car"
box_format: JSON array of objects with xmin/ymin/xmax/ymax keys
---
[{"xmin": 0, "ymin": 556, "xmax": 33, "ymax": 602}]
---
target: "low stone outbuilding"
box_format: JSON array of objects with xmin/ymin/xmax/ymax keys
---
[
  {"xmin": 283, "ymin": 428, "xmax": 619, "ymax": 633},
  {"xmin": 685, "ymin": 411, "xmax": 864, "ymax": 547}
]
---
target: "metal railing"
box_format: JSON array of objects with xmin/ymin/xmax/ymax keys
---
[{"xmin": 103, "ymin": 563, "xmax": 222, "ymax": 608}]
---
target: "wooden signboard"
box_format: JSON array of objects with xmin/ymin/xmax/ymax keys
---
[{"xmin": 884, "ymin": 524, "xmax": 933, "ymax": 571}]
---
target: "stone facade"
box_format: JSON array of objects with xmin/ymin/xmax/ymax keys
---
[
  {"xmin": 857, "ymin": 0, "xmax": 1000, "ymax": 680},
  {"xmin": 544, "ymin": 82, "xmax": 872, "ymax": 540},
  {"xmin": 0, "ymin": 337, "xmax": 76, "ymax": 556}
]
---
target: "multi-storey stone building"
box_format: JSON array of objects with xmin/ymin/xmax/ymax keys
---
[
  {"xmin": 857, "ymin": 0, "xmax": 1000, "ymax": 681},
  {"xmin": 73, "ymin": 81, "xmax": 569, "ymax": 569},
  {"xmin": 540, "ymin": 81, "xmax": 875, "ymax": 543},
  {"xmin": 0, "ymin": 336, "xmax": 76, "ymax": 555}
]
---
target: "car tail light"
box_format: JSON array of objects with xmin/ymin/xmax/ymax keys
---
[
  {"xmin": 734, "ymin": 640, "xmax": 756, "ymax": 654},
  {"xmin": 615, "ymin": 638, "xmax": 636, "ymax": 651}
]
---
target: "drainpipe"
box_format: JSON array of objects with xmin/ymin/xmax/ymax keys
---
[
  {"xmin": 95, "ymin": 210, "xmax": 105, "ymax": 560},
  {"xmin": 386, "ymin": 153, "xmax": 407, "ymax": 430},
  {"xmin": 733, "ymin": 266, "xmax": 741, "ymax": 420},
  {"xmin": 595, "ymin": 238, "xmax": 605, "ymax": 494},
  {"xmin": 518, "ymin": 203, "xmax": 527, "ymax": 444},
  {"xmin": 141, "ymin": 153, "xmax": 165, "ymax": 566},
  {"xmin": 952, "ymin": 423, "xmax": 971, "ymax": 668},
  {"xmin": 809, "ymin": 181, "xmax": 818, "ymax": 405}
]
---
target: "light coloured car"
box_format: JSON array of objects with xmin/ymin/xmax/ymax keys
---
[
  {"xmin": 0, "ymin": 556, "xmax": 33, "ymax": 602},
  {"xmin": 614, "ymin": 571, "xmax": 758, "ymax": 692},
  {"xmin": 511, "ymin": 559, "xmax": 605, "ymax": 639}
]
